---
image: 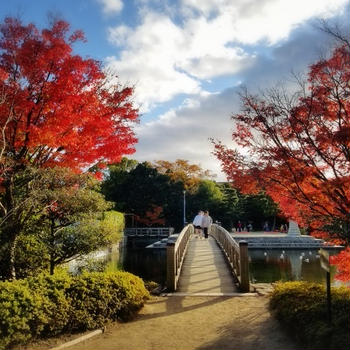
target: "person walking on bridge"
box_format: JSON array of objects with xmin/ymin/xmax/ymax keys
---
[
  {"xmin": 192, "ymin": 210, "xmax": 204, "ymax": 238},
  {"xmin": 201, "ymin": 210, "xmax": 213, "ymax": 239}
]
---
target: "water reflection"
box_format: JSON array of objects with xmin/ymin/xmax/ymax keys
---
[
  {"xmin": 120, "ymin": 246, "xmax": 166, "ymax": 285},
  {"xmin": 81, "ymin": 242, "xmax": 341, "ymax": 286},
  {"xmin": 249, "ymin": 249, "xmax": 339, "ymax": 284}
]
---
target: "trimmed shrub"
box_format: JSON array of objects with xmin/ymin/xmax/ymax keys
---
[
  {"xmin": 27, "ymin": 271, "xmax": 72, "ymax": 336},
  {"xmin": 0, "ymin": 279, "xmax": 46, "ymax": 349},
  {"xmin": 0, "ymin": 271, "xmax": 149, "ymax": 349},
  {"xmin": 67, "ymin": 271, "xmax": 149, "ymax": 330},
  {"xmin": 270, "ymin": 281, "xmax": 350, "ymax": 350}
]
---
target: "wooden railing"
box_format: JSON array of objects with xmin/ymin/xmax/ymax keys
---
[
  {"xmin": 166, "ymin": 224, "xmax": 194, "ymax": 291},
  {"xmin": 125, "ymin": 227, "xmax": 174, "ymax": 237},
  {"xmin": 210, "ymin": 224, "xmax": 250, "ymax": 292}
]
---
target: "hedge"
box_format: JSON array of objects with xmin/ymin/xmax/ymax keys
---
[
  {"xmin": 270, "ymin": 281, "xmax": 350, "ymax": 350},
  {"xmin": 0, "ymin": 270, "xmax": 149, "ymax": 349}
]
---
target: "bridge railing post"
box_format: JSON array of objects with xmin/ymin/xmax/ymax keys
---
[
  {"xmin": 239, "ymin": 240, "xmax": 250, "ymax": 292},
  {"xmin": 167, "ymin": 242, "xmax": 176, "ymax": 292}
]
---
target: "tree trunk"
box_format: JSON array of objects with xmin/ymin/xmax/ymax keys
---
[
  {"xmin": 49, "ymin": 258, "xmax": 55, "ymax": 275},
  {"xmin": 2, "ymin": 174, "xmax": 19, "ymax": 280},
  {"xmin": 49, "ymin": 217, "xmax": 55, "ymax": 275},
  {"xmin": 8, "ymin": 234, "xmax": 18, "ymax": 280}
]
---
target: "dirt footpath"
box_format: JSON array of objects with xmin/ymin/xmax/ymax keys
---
[{"xmin": 64, "ymin": 295, "xmax": 298, "ymax": 350}]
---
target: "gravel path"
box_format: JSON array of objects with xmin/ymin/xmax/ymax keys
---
[{"xmin": 63, "ymin": 295, "xmax": 298, "ymax": 350}]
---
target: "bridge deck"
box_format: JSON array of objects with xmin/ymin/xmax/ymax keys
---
[{"xmin": 176, "ymin": 236, "xmax": 238, "ymax": 294}]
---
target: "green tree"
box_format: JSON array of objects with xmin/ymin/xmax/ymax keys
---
[
  {"xmin": 217, "ymin": 183, "xmax": 240, "ymax": 229},
  {"xmin": 236, "ymin": 192, "xmax": 280, "ymax": 231},
  {"xmin": 103, "ymin": 161, "xmax": 185, "ymax": 231},
  {"xmin": 30, "ymin": 168, "xmax": 114, "ymax": 275},
  {"xmin": 187, "ymin": 180, "xmax": 224, "ymax": 222},
  {"xmin": 0, "ymin": 168, "xmax": 118, "ymax": 277}
]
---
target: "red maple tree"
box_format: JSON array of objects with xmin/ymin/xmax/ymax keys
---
[
  {"xmin": 0, "ymin": 18, "xmax": 138, "ymax": 278},
  {"xmin": 213, "ymin": 45, "xmax": 350, "ymax": 280},
  {"xmin": 135, "ymin": 205, "xmax": 166, "ymax": 227}
]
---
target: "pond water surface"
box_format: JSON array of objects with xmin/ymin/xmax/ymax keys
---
[{"xmin": 114, "ymin": 242, "xmax": 342, "ymax": 286}]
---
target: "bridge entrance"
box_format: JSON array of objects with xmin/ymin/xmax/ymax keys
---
[
  {"xmin": 166, "ymin": 224, "xmax": 250, "ymax": 294},
  {"xmin": 176, "ymin": 236, "xmax": 238, "ymax": 294}
]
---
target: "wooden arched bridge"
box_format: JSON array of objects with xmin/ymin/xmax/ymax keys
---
[{"xmin": 166, "ymin": 224, "xmax": 250, "ymax": 294}]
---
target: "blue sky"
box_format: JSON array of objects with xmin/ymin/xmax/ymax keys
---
[{"xmin": 1, "ymin": 0, "xmax": 349, "ymax": 179}]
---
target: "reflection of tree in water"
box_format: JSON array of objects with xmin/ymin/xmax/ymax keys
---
[
  {"xmin": 248, "ymin": 249, "xmax": 328, "ymax": 283},
  {"xmin": 120, "ymin": 248, "xmax": 167, "ymax": 285}
]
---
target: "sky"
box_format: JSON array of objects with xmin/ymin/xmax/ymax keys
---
[{"xmin": 1, "ymin": 0, "xmax": 349, "ymax": 180}]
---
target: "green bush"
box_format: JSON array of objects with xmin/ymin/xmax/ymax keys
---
[
  {"xmin": 67, "ymin": 271, "xmax": 149, "ymax": 330},
  {"xmin": 270, "ymin": 281, "xmax": 350, "ymax": 350},
  {"xmin": 0, "ymin": 271, "xmax": 149, "ymax": 349},
  {"xmin": 27, "ymin": 271, "xmax": 72, "ymax": 336},
  {"xmin": 0, "ymin": 279, "xmax": 46, "ymax": 349}
]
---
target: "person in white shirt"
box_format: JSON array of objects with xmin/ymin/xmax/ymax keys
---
[
  {"xmin": 192, "ymin": 210, "xmax": 204, "ymax": 238},
  {"xmin": 201, "ymin": 210, "xmax": 213, "ymax": 239}
]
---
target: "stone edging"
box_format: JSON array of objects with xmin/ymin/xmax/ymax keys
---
[
  {"xmin": 161, "ymin": 292, "xmax": 258, "ymax": 297},
  {"xmin": 49, "ymin": 328, "xmax": 105, "ymax": 350}
]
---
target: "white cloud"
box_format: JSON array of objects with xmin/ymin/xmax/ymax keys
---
[
  {"xmin": 105, "ymin": 0, "xmax": 347, "ymax": 111},
  {"xmin": 97, "ymin": 0, "xmax": 123, "ymax": 15},
  {"xmin": 182, "ymin": 0, "xmax": 347, "ymax": 44},
  {"xmin": 133, "ymin": 90, "xmax": 238, "ymax": 180},
  {"xmin": 131, "ymin": 13, "xmax": 349, "ymax": 179}
]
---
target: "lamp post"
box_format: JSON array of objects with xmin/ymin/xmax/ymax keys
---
[{"xmin": 183, "ymin": 190, "xmax": 186, "ymax": 227}]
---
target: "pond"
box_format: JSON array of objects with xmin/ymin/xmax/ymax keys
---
[
  {"xmin": 116, "ymin": 244, "xmax": 342, "ymax": 286},
  {"xmin": 75, "ymin": 238, "xmax": 343, "ymax": 286},
  {"xmin": 248, "ymin": 249, "xmax": 341, "ymax": 285}
]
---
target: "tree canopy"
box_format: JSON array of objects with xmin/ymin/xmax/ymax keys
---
[
  {"xmin": 0, "ymin": 18, "xmax": 138, "ymax": 279},
  {"xmin": 102, "ymin": 159, "xmax": 282, "ymax": 232},
  {"xmin": 213, "ymin": 45, "xmax": 350, "ymax": 242},
  {"xmin": 213, "ymin": 44, "xmax": 350, "ymax": 281}
]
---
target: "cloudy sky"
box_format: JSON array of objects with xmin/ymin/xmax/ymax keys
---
[{"xmin": 1, "ymin": 0, "xmax": 349, "ymax": 179}]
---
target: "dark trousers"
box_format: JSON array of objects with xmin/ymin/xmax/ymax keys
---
[{"xmin": 203, "ymin": 227, "xmax": 208, "ymax": 238}]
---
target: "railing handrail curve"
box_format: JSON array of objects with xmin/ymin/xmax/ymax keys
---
[
  {"xmin": 210, "ymin": 224, "xmax": 250, "ymax": 292},
  {"xmin": 166, "ymin": 224, "xmax": 194, "ymax": 291}
]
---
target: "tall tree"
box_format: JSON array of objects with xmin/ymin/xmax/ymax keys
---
[
  {"xmin": 153, "ymin": 159, "xmax": 214, "ymax": 193},
  {"xmin": 0, "ymin": 18, "xmax": 138, "ymax": 278},
  {"xmin": 213, "ymin": 45, "xmax": 350, "ymax": 243},
  {"xmin": 103, "ymin": 162, "xmax": 184, "ymax": 230}
]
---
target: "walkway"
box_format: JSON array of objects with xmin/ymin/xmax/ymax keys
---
[
  {"xmin": 63, "ymin": 295, "xmax": 299, "ymax": 350},
  {"xmin": 176, "ymin": 236, "xmax": 238, "ymax": 294}
]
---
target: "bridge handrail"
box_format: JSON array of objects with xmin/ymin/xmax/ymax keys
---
[
  {"xmin": 125, "ymin": 227, "xmax": 174, "ymax": 236},
  {"xmin": 210, "ymin": 224, "xmax": 250, "ymax": 292},
  {"xmin": 166, "ymin": 224, "xmax": 194, "ymax": 291}
]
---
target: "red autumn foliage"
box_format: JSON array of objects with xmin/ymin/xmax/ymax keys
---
[
  {"xmin": 330, "ymin": 248, "xmax": 350, "ymax": 282},
  {"xmin": 0, "ymin": 18, "xmax": 138, "ymax": 279},
  {"xmin": 135, "ymin": 205, "xmax": 166, "ymax": 227},
  {"xmin": 0, "ymin": 17, "xmax": 138, "ymax": 175},
  {"xmin": 213, "ymin": 45, "xmax": 350, "ymax": 280}
]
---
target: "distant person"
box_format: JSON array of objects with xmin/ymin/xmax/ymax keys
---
[
  {"xmin": 237, "ymin": 220, "xmax": 242, "ymax": 232},
  {"xmin": 201, "ymin": 210, "xmax": 213, "ymax": 239},
  {"xmin": 247, "ymin": 223, "xmax": 253, "ymax": 232},
  {"xmin": 263, "ymin": 221, "xmax": 269, "ymax": 231},
  {"xmin": 192, "ymin": 210, "xmax": 204, "ymax": 238}
]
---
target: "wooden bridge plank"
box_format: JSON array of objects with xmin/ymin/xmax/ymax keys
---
[{"xmin": 176, "ymin": 236, "xmax": 238, "ymax": 294}]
